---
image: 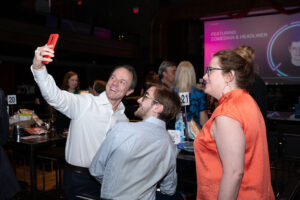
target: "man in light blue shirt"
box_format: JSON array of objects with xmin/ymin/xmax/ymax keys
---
[{"xmin": 89, "ymin": 84, "xmax": 182, "ymax": 200}]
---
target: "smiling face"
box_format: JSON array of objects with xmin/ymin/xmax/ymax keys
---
[
  {"xmin": 68, "ymin": 75, "xmax": 79, "ymax": 90},
  {"xmin": 106, "ymin": 67, "xmax": 133, "ymax": 103},
  {"xmin": 203, "ymin": 56, "xmax": 227, "ymax": 100},
  {"xmin": 134, "ymin": 86, "xmax": 157, "ymax": 119}
]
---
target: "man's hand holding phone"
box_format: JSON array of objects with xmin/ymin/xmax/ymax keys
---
[
  {"xmin": 32, "ymin": 34, "xmax": 59, "ymax": 70},
  {"xmin": 42, "ymin": 34, "xmax": 59, "ymax": 64}
]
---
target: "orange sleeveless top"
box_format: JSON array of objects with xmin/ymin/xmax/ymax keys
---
[{"xmin": 194, "ymin": 89, "xmax": 274, "ymax": 200}]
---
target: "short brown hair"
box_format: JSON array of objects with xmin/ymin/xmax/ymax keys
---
[
  {"xmin": 151, "ymin": 83, "xmax": 181, "ymax": 122},
  {"xmin": 214, "ymin": 50, "xmax": 254, "ymax": 91}
]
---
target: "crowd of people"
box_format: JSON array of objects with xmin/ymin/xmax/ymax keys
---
[{"xmin": 0, "ymin": 43, "xmax": 274, "ymax": 200}]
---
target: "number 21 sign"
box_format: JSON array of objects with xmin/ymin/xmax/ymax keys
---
[{"xmin": 179, "ymin": 92, "xmax": 190, "ymax": 106}]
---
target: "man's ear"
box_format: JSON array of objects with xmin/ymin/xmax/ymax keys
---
[
  {"xmin": 126, "ymin": 89, "xmax": 134, "ymax": 96},
  {"xmin": 152, "ymin": 103, "xmax": 164, "ymax": 115},
  {"xmin": 162, "ymin": 71, "xmax": 167, "ymax": 78}
]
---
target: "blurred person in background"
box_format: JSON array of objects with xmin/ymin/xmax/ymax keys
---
[
  {"xmin": 158, "ymin": 60, "xmax": 177, "ymax": 88},
  {"xmin": 61, "ymin": 71, "xmax": 80, "ymax": 94},
  {"xmin": 196, "ymin": 78, "xmax": 205, "ymax": 90},
  {"xmin": 174, "ymin": 61, "xmax": 208, "ymax": 129},
  {"xmin": 194, "ymin": 50, "xmax": 274, "ymax": 199},
  {"xmin": 158, "ymin": 60, "xmax": 177, "ymax": 130},
  {"xmin": 53, "ymin": 71, "xmax": 80, "ymax": 134}
]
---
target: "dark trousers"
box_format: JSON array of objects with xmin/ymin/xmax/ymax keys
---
[
  {"xmin": 156, "ymin": 192, "xmax": 184, "ymax": 200},
  {"xmin": 63, "ymin": 167, "xmax": 101, "ymax": 200}
]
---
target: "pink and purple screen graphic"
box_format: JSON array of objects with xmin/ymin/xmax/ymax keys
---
[{"xmin": 204, "ymin": 13, "xmax": 300, "ymax": 84}]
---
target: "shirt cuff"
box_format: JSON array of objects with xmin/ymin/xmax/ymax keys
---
[{"xmin": 30, "ymin": 65, "xmax": 48, "ymax": 82}]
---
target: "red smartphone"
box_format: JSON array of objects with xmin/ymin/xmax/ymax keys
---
[{"xmin": 42, "ymin": 33, "xmax": 59, "ymax": 64}]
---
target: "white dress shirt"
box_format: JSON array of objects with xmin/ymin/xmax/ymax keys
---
[{"xmin": 31, "ymin": 66, "xmax": 128, "ymax": 167}]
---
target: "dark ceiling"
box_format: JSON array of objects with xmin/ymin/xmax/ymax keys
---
[
  {"xmin": 0, "ymin": 0, "xmax": 300, "ymax": 94},
  {"xmin": 6, "ymin": 0, "xmax": 299, "ymax": 36},
  {"xmin": 1, "ymin": 0, "xmax": 300, "ymax": 64}
]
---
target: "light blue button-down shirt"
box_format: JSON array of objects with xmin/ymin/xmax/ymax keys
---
[{"xmin": 89, "ymin": 117, "xmax": 178, "ymax": 200}]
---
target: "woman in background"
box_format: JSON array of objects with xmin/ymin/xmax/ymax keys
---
[
  {"xmin": 174, "ymin": 61, "xmax": 208, "ymax": 129},
  {"xmin": 194, "ymin": 50, "xmax": 274, "ymax": 199},
  {"xmin": 61, "ymin": 71, "xmax": 80, "ymax": 94},
  {"xmin": 54, "ymin": 71, "xmax": 80, "ymax": 134}
]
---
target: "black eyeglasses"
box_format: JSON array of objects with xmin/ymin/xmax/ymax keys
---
[
  {"xmin": 142, "ymin": 92, "xmax": 159, "ymax": 104},
  {"xmin": 206, "ymin": 66, "xmax": 225, "ymax": 76}
]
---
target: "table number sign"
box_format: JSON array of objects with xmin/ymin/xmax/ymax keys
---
[
  {"xmin": 179, "ymin": 92, "xmax": 190, "ymax": 106},
  {"xmin": 7, "ymin": 95, "xmax": 17, "ymax": 105}
]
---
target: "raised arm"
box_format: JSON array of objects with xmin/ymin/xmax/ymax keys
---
[
  {"xmin": 199, "ymin": 90, "xmax": 208, "ymax": 127},
  {"xmin": 31, "ymin": 45, "xmax": 86, "ymax": 119},
  {"xmin": 200, "ymin": 110, "xmax": 208, "ymax": 127},
  {"xmin": 212, "ymin": 115, "xmax": 245, "ymax": 200}
]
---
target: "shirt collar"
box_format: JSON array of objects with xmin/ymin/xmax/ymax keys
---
[
  {"xmin": 143, "ymin": 116, "xmax": 166, "ymax": 129},
  {"xmin": 218, "ymin": 89, "xmax": 246, "ymax": 105},
  {"xmin": 98, "ymin": 91, "xmax": 126, "ymax": 113}
]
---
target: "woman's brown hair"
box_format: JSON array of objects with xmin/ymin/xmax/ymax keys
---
[
  {"xmin": 61, "ymin": 71, "xmax": 80, "ymax": 92},
  {"xmin": 214, "ymin": 50, "xmax": 254, "ymax": 91}
]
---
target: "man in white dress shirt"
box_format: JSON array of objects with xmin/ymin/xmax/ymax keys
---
[{"xmin": 31, "ymin": 44, "xmax": 137, "ymax": 199}]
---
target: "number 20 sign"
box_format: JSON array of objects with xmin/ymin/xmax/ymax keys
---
[
  {"xmin": 179, "ymin": 92, "xmax": 190, "ymax": 106},
  {"xmin": 7, "ymin": 95, "xmax": 17, "ymax": 105}
]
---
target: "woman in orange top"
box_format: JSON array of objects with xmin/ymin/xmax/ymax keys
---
[{"xmin": 194, "ymin": 50, "xmax": 274, "ymax": 199}]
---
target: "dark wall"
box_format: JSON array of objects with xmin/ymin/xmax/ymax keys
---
[{"xmin": 267, "ymin": 85, "xmax": 300, "ymax": 112}]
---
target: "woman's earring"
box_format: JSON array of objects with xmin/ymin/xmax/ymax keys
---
[{"xmin": 222, "ymin": 82, "xmax": 232, "ymax": 97}]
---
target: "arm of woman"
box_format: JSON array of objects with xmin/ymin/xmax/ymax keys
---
[
  {"xmin": 198, "ymin": 90, "xmax": 209, "ymax": 127},
  {"xmin": 212, "ymin": 115, "xmax": 245, "ymax": 200},
  {"xmin": 199, "ymin": 110, "xmax": 208, "ymax": 126}
]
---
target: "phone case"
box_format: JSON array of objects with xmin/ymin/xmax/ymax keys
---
[{"xmin": 42, "ymin": 33, "xmax": 59, "ymax": 64}]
